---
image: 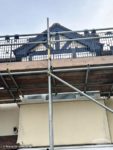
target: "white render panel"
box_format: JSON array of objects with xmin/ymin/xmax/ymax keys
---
[
  {"xmin": 17, "ymin": 100, "xmax": 111, "ymax": 146},
  {"xmin": 0, "ymin": 104, "xmax": 19, "ymax": 136},
  {"xmin": 105, "ymin": 99, "xmax": 113, "ymax": 142}
]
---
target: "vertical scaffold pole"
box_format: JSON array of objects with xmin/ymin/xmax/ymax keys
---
[{"xmin": 47, "ymin": 18, "xmax": 54, "ymax": 150}]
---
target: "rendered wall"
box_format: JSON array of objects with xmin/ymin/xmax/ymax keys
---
[
  {"xmin": 17, "ymin": 100, "xmax": 111, "ymax": 146},
  {"xmin": 105, "ymin": 99, "xmax": 113, "ymax": 142},
  {"xmin": 0, "ymin": 104, "xmax": 19, "ymax": 136}
]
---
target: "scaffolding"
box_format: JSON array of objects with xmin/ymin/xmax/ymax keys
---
[{"xmin": 1, "ymin": 18, "xmax": 113, "ymax": 149}]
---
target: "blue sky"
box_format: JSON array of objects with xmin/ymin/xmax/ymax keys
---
[{"xmin": 0, "ymin": 0, "xmax": 113, "ymax": 35}]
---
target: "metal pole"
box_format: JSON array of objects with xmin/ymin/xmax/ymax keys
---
[
  {"xmin": 0, "ymin": 40, "xmax": 47, "ymax": 46},
  {"xmin": 0, "ymin": 32, "xmax": 47, "ymax": 39},
  {"xmin": 10, "ymin": 39, "xmax": 12, "ymax": 62},
  {"xmin": 50, "ymin": 27, "xmax": 113, "ymax": 35},
  {"xmin": 47, "ymin": 18, "xmax": 54, "ymax": 150},
  {"xmin": 51, "ymin": 35, "xmax": 113, "ymax": 43},
  {"xmin": 49, "ymin": 72, "xmax": 113, "ymax": 113},
  {"xmin": 54, "ymin": 65, "xmax": 113, "ymax": 72},
  {"xmin": 0, "ymin": 64, "xmax": 113, "ymax": 76},
  {"xmin": 0, "ymin": 34, "xmax": 113, "ymax": 47},
  {"xmin": 7, "ymin": 69, "xmax": 24, "ymax": 98},
  {"xmin": 0, "ymin": 26, "xmax": 112, "ymax": 39},
  {"xmin": 0, "ymin": 74, "xmax": 16, "ymax": 100}
]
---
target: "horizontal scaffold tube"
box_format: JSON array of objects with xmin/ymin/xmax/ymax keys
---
[{"xmin": 0, "ymin": 65, "xmax": 113, "ymax": 76}]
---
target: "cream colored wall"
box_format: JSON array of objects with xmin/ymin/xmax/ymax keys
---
[
  {"xmin": 17, "ymin": 100, "xmax": 111, "ymax": 146},
  {"xmin": 105, "ymin": 99, "xmax": 113, "ymax": 142},
  {"xmin": 0, "ymin": 104, "xmax": 19, "ymax": 136}
]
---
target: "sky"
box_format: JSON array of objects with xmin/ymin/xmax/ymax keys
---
[{"xmin": 0, "ymin": 0, "xmax": 113, "ymax": 35}]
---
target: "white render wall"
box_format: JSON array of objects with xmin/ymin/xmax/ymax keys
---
[
  {"xmin": 1, "ymin": 99, "xmax": 113, "ymax": 147},
  {"xmin": 0, "ymin": 104, "xmax": 19, "ymax": 136},
  {"xmin": 105, "ymin": 99, "xmax": 113, "ymax": 142},
  {"xmin": 17, "ymin": 100, "xmax": 111, "ymax": 146}
]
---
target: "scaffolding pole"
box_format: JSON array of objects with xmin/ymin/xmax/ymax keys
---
[
  {"xmin": 0, "ymin": 65, "xmax": 112, "ymax": 76},
  {"xmin": 1, "ymin": 34, "xmax": 113, "ymax": 47},
  {"xmin": 48, "ymin": 72, "xmax": 113, "ymax": 113},
  {"xmin": 0, "ymin": 26, "xmax": 112, "ymax": 39},
  {"xmin": 47, "ymin": 18, "xmax": 54, "ymax": 150}
]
